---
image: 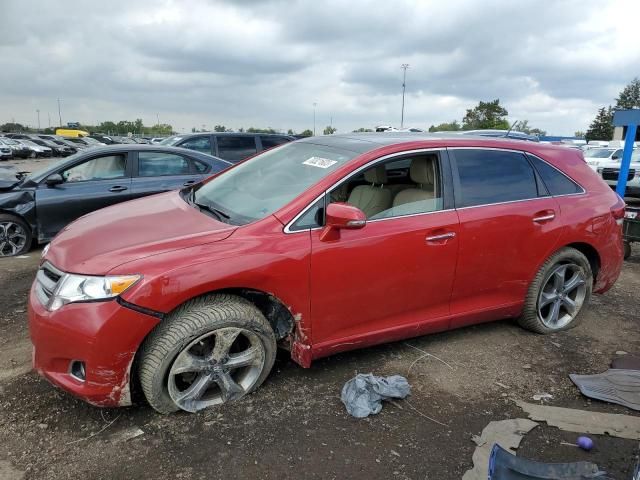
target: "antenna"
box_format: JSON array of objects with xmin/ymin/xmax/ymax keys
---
[{"xmin": 505, "ymin": 120, "xmax": 518, "ymax": 138}]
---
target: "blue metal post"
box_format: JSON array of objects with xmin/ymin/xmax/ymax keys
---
[{"xmin": 616, "ymin": 123, "xmax": 637, "ymax": 197}]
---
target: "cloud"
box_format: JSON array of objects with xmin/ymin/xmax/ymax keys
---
[{"xmin": 1, "ymin": 0, "xmax": 638, "ymax": 135}]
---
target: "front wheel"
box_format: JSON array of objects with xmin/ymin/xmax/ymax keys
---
[
  {"xmin": 138, "ymin": 294, "xmax": 276, "ymax": 414},
  {"xmin": 0, "ymin": 214, "xmax": 32, "ymax": 257},
  {"xmin": 518, "ymin": 247, "xmax": 592, "ymax": 334}
]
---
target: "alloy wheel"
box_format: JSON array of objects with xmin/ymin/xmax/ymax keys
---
[
  {"xmin": 537, "ymin": 263, "xmax": 587, "ymax": 329},
  {"xmin": 167, "ymin": 327, "xmax": 266, "ymax": 412},
  {"xmin": 0, "ymin": 221, "xmax": 28, "ymax": 257}
]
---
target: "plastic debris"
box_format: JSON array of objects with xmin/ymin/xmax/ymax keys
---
[
  {"xmin": 340, "ymin": 373, "xmax": 410, "ymax": 418},
  {"xmin": 532, "ymin": 393, "xmax": 553, "ymax": 402},
  {"xmin": 570, "ymin": 369, "xmax": 640, "ymax": 411},
  {"xmin": 577, "ymin": 436, "xmax": 594, "ymax": 451},
  {"xmin": 488, "ymin": 444, "xmax": 605, "ymax": 479}
]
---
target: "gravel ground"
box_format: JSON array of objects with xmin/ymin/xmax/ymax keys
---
[{"xmin": 0, "ymin": 155, "xmax": 639, "ymax": 479}]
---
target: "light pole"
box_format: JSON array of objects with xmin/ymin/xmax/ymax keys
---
[
  {"xmin": 48, "ymin": 113, "xmax": 51, "ymax": 129},
  {"xmin": 36, "ymin": 109, "xmax": 40, "ymax": 132},
  {"xmin": 313, "ymin": 102, "xmax": 317, "ymax": 136},
  {"xmin": 57, "ymin": 98, "xmax": 62, "ymax": 127},
  {"xmin": 400, "ymin": 63, "xmax": 409, "ymax": 128}
]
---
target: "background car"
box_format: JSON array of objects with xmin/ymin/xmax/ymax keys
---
[
  {"xmin": 160, "ymin": 132, "xmax": 295, "ymax": 163},
  {"xmin": 18, "ymin": 139, "xmax": 52, "ymax": 157},
  {"xmin": 584, "ymin": 147, "xmax": 624, "ymax": 171},
  {"xmin": 65, "ymin": 137, "xmax": 106, "ymax": 148},
  {"xmin": 597, "ymin": 150, "xmax": 640, "ymax": 197},
  {"xmin": 0, "ymin": 143, "xmax": 11, "ymax": 160},
  {"xmin": 0, "ymin": 145, "xmax": 231, "ymax": 256},
  {"xmin": 0, "ymin": 138, "xmax": 31, "ymax": 158},
  {"xmin": 28, "ymin": 137, "xmax": 74, "ymax": 157}
]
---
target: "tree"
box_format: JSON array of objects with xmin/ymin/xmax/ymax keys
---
[
  {"xmin": 0, "ymin": 122, "xmax": 29, "ymax": 132},
  {"xmin": 214, "ymin": 125, "xmax": 227, "ymax": 132},
  {"xmin": 515, "ymin": 120, "xmax": 546, "ymax": 136},
  {"xmin": 352, "ymin": 127, "xmax": 373, "ymax": 132},
  {"xmin": 462, "ymin": 99, "xmax": 509, "ymax": 130},
  {"xmin": 615, "ymin": 77, "xmax": 640, "ymax": 109},
  {"xmin": 287, "ymin": 129, "xmax": 295, "ymax": 135},
  {"xmin": 247, "ymin": 127, "xmax": 277, "ymax": 134},
  {"xmin": 300, "ymin": 129, "xmax": 313, "ymax": 137},
  {"xmin": 323, "ymin": 126, "xmax": 337, "ymax": 135},
  {"xmin": 428, "ymin": 121, "xmax": 461, "ymax": 132},
  {"xmin": 585, "ymin": 106, "xmax": 614, "ymax": 141}
]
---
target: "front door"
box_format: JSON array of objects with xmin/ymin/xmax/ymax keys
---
[
  {"xmin": 308, "ymin": 150, "xmax": 460, "ymax": 349},
  {"xmin": 36, "ymin": 152, "xmax": 132, "ymax": 241}
]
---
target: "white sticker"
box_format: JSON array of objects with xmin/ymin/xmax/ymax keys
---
[{"xmin": 302, "ymin": 157, "xmax": 337, "ymax": 169}]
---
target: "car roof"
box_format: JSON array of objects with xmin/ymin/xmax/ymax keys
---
[
  {"xmin": 173, "ymin": 132, "xmax": 294, "ymax": 138},
  {"xmin": 294, "ymin": 132, "xmax": 554, "ymax": 154}
]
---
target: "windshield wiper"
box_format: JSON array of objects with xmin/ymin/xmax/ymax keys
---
[{"xmin": 194, "ymin": 201, "xmax": 231, "ymax": 222}]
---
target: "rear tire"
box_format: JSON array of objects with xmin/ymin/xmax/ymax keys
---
[
  {"xmin": 518, "ymin": 247, "xmax": 592, "ymax": 334},
  {"xmin": 624, "ymin": 242, "xmax": 632, "ymax": 260},
  {"xmin": 138, "ymin": 294, "xmax": 276, "ymax": 414},
  {"xmin": 0, "ymin": 214, "xmax": 32, "ymax": 257}
]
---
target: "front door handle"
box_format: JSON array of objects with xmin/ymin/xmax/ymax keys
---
[
  {"xmin": 109, "ymin": 185, "xmax": 128, "ymax": 192},
  {"xmin": 425, "ymin": 232, "xmax": 456, "ymax": 242}
]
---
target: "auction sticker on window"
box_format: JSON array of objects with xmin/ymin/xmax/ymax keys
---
[{"xmin": 302, "ymin": 157, "xmax": 337, "ymax": 168}]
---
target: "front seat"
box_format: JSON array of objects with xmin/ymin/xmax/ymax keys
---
[
  {"xmin": 347, "ymin": 165, "xmax": 392, "ymax": 218},
  {"xmin": 393, "ymin": 156, "xmax": 436, "ymax": 207}
]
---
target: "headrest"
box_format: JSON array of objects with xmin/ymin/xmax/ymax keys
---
[
  {"xmin": 364, "ymin": 165, "xmax": 388, "ymax": 184},
  {"xmin": 410, "ymin": 155, "xmax": 436, "ymax": 184}
]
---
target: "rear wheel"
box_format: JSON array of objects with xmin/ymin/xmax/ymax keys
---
[
  {"xmin": 624, "ymin": 242, "xmax": 632, "ymax": 260},
  {"xmin": 0, "ymin": 214, "xmax": 32, "ymax": 257},
  {"xmin": 139, "ymin": 294, "xmax": 276, "ymax": 414},
  {"xmin": 518, "ymin": 247, "xmax": 592, "ymax": 334}
]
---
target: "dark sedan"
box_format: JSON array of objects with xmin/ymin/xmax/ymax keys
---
[{"xmin": 0, "ymin": 145, "xmax": 230, "ymax": 256}]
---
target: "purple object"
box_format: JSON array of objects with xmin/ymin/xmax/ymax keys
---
[{"xmin": 577, "ymin": 436, "xmax": 594, "ymax": 451}]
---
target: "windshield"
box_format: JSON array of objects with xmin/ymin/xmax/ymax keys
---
[
  {"xmin": 192, "ymin": 142, "xmax": 357, "ymax": 225},
  {"xmin": 20, "ymin": 140, "xmax": 37, "ymax": 147},
  {"xmin": 584, "ymin": 149, "xmax": 615, "ymax": 158},
  {"xmin": 80, "ymin": 137, "xmax": 101, "ymax": 145},
  {"xmin": 160, "ymin": 135, "xmax": 184, "ymax": 146}
]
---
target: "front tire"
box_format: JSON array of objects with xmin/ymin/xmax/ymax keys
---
[
  {"xmin": 518, "ymin": 247, "xmax": 592, "ymax": 334},
  {"xmin": 0, "ymin": 214, "xmax": 32, "ymax": 257},
  {"xmin": 138, "ymin": 294, "xmax": 276, "ymax": 414}
]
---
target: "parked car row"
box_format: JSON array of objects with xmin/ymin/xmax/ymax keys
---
[
  {"xmin": 590, "ymin": 148, "xmax": 640, "ymax": 197},
  {"xmin": 0, "ymin": 134, "xmax": 90, "ymax": 158}
]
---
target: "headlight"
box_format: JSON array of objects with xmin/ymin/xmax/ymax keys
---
[
  {"xmin": 48, "ymin": 273, "xmax": 141, "ymax": 311},
  {"xmin": 41, "ymin": 243, "xmax": 50, "ymax": 258}
]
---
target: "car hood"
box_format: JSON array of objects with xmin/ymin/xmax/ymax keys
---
[{"xmin": 45, "ymin": 190, "xmax": 237, "ymax": 275}]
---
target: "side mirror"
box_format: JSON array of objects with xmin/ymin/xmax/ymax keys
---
[
  {"xmin": 45, "ymin": 173, "xmax": 64, "ymax": 187},
  {"xmin": 320, "ymin": 202, "xmax": 366, "ymax": 241}
]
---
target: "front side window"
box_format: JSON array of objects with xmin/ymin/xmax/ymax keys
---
[
  {"xmin": 192, "ymin": 142, "xmax": 357, "ymax": 225},
  {"xmin": 217, "ymin": 136, "xmax": 257, "ymax": 162},
  {"xmin": 138, "ymin": 152, "xmax": 190, "ymax": 177},
  {"xmin": 62, "ymin": 154, "xmax": 126, "ymax": 182},
  {"xmin": 179, "ymin": 136, "xmax": 211, "ymax": 154},
  {"xmin": 453, "ymin": 149, "xmax": 538, "ymax": 207}
]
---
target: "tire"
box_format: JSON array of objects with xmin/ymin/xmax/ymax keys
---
[
  {"xmin": 138, "ymin": 294, "xmax": 277, "ymax": 414},
  {"xmin": 0, "ymin": 214, "xmax": 32, "ymax": 257},
  {"xmin": 624, "ymin": 242, "xmax": 632, "ymax": 260},
  {"xmin": 518, "ymin": 247, "xmax": 592, "ymax": 334}
]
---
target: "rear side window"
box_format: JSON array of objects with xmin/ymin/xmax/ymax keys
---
[
  {"xmin": 138, "ymin": 152, "xmax": 190, "ymax": 177},
  {"xmin": 454, "ymin": 149, "xmax": 538, "ymax": 208},
  {"xmin": 527, "ymin": 155, "xmax": 582, "ymax": 195},
  {"xmin": 260, "ymin": 136, "xmax": 290, "ymax": 149},
  {"xmin": 179, "ymin": 136, "xmax": 211, "ymax": 154},
  {"xmin": 217, "ymin": 136, "xmax": 257, "ymax": 162}
]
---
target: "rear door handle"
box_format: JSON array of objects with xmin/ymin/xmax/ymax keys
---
[
  {"xmin": 533, "ymin": 211, "xmax": 555, "ymax": 223},
  {"xmin": 425, "ymin": 232, "xmax": 456, "ymax": 242},
  {"xmin": 109, "ymin": 185, "xmax": 128, "ymax": 192},
  {"xmin": 183, "ymin": 180, "xmax": 197, "ymax": 186}
]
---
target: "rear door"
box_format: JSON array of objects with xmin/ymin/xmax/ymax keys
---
[
  {"xmin": 448, "ymin": 148, "xmax": 562, "ymax": 327},
  {"xmin": 130, "ymin": 150, "xmax": 207, "ymax": 200},
  {"xmin": 35, "ymin": 151, "xmax": 132, "ymax": 240},
  {"xmin": 215, "ymin": 135, "xmax": 258, "ymax": 163}
]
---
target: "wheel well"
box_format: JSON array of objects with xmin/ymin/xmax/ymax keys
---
[{"xmin": 566, "ymin": 242, "xmax": 600, "ymax": 282}]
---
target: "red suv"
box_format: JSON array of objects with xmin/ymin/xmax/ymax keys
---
[{"xmin": 29, "ymin": 134, "xmax": 625, "ymax": 413}]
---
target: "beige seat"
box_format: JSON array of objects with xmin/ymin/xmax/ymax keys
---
[
  {"xmin": 393, "ymin": 156, "xmax": 436, "ymax": 207},
  {"xmin": 347, "ymin": 165, "xmax": 392, "ymax": 218}
]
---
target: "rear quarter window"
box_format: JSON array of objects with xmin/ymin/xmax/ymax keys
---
[{"xmin": 527, "ymin": 155, "xmax": 582, "ymax": 195}]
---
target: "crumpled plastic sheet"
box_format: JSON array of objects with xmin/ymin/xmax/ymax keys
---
[{"xmin": 341, "ymin": 373, "xmax": 411, "ymax": 418}]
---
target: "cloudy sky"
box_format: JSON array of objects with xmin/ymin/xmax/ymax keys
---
[{"xmin": 1, "ymin": 0, "xmax": 638, "ymax": 135}]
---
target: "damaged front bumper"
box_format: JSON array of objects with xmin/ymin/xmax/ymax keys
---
[{"xmin": 28, "ymin": 284, "xmax": 160, "ymax": 407}]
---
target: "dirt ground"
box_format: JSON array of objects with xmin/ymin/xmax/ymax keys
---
[{"xmin": 0, "ymin": 246, "xmax": 639, "ymax": 480}]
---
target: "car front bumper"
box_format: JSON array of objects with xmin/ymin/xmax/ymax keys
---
[{"xmin": 28, "ymin": 283, "xmax": 160, "ymax": 407}]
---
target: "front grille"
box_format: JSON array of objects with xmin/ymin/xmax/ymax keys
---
[
  {"xmin": 602, "ymin": 168, "xmax": 635, "ymax": 181},
  {"xmin": 35, "ymin": 262, "xmax": 64, "ymax": 307}
]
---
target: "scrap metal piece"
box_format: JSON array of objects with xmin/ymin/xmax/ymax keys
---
[
  {"xmin": 488, "ymin": 444, "xmax": 605, "ymax": 479},
  {"xmin": 570, "ymin": 369, "xmax": 640, "ymax": 411},
  {"xmin": 612, "ymin": 355, "xmax": 640, "ymax": 371},
  {"xmin": 516, "ymin": 401, "xmax": 640, "ymax": 440},
  {"xmin": 462, "ymin": 419, "xmax": 538, "ymax": 480}
]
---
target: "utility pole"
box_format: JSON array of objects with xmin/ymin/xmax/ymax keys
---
[
  {"xmin": 48, "ymin": 113, "xmax": 51, "ymax": 129},
  {"xmin": 313, "ymin": 102, "xmax": 317, "ymax": 136},
  {"xmin": 156, "ymin": 113, "xmax": 160, "ymax": 126},
  {"xmin": 57, "ymin": 98, "xmax": 62, "ymax": 127},
  {"xmin": 400, "ymin": 64, "xmax": 410, "ymax": 128},
  {"xmin": 36, "ymin": 109, "xmax": 40, "ymax": 131}
]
